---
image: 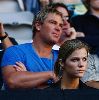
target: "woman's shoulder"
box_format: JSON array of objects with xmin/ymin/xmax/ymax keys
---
[
  {"xmin": 79, "ymin": 80, "xmax": 95, "ymax": 89},
  {"xmin": 45, "ymin": 81, "xmax": 61, "ymax": 90}
]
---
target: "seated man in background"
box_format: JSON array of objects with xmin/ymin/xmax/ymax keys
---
[
  {"xmin": 0, "ymin": 23, "xmax": 18, "ymax": 49},
  {"xmin": 48, "ymin": 3, "xmax": 84, "ymax": 50},
  {"xmin": 71, "ymin": 0, "xmax": 99, "ymax": 48},
  {"xmin": 1, "ymin": 6, "xmax": 63, "ymax": 90},
  {"xmin": 0, "ymin": 23, "xmax": 18, "ymax": 89}
]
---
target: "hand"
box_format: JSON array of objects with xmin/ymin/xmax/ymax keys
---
[
  {"xmin": 0, "ymin": 22, "xmax": 5, "ymax": 37},
  {"xmin": 66, "ymin": 27, "xmax": 77, "ymax": 39},
  {"xmin": 13, "ymin": 61, "xmax": 27, "ymax": 71},
  {"xmin": 76, "ymin": 32, "xmax": 85, "ymax": 37},
  {"xmin": 50, "ymin": 72, "xmax": 60, "ymax": 83},
  {"xmin": 62, "ymin": 27, "xmax": 77, "ymax": 41},
  {"xmin": 63, "ymin": 27, "xmax": 85, "ymax": 40}
]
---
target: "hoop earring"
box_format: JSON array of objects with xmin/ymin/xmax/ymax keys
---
[{"xmin": 58, "ymin": 59, "xmax": 63, "ymax": 79}]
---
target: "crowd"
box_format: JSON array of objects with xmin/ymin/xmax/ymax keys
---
[{"xmin": 0, "ymin": 0, "xmax": 99, "ymax": 91}]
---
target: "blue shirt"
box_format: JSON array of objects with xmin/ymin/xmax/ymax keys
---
[{"xmin": 1, "ymin": 43, "xmax": 58, "ymax": 72}]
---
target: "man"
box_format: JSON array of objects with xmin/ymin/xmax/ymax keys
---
[
  {"xmin": 0, "ymin": 23, "xmax": 18, "ymax": 89},
  {"xmin": 14, "ymin": 3, "xmax": 82, "ymax": 73},
  {"xmin": 0, "ymin": 23, "xmax": 17, "ymax": 49},
  {"xmin": 49, "ymin": 3, "xmax": 83, "ymax": 50},
  {"xmin": 1, "ymin": 7, "xmax": 63, "ymax": 90},
  {"xmin": 71, "ymin": 0, "xmax": 99, "ymax": 47}
]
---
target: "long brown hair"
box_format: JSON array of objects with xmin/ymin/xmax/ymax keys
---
[{"xmin": 54, "ymin": 39, "xmax": 90, "ymax": 78}]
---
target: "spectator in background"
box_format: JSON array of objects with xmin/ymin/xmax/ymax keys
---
[
  {"xmin": 71, "ymin": 0, "xmax": 99, "ymax": 89},
  {"xmin": 0, "ymin": 22, "xmax": 18, "ymax": 63},
  {"xmin": 23, "ymin": 0, "xmax": 40, "ymax": 15},
  {"xmin": 22, "ymin": 0, "xmax": 81, "ymax": 15},
  {"xmin": 71, "ymin": 0, "xmax": 99, "ymax": 48},
  {"xmin": 1, "ymin": 7, "xmax": 63, "ymax": 90},
  {"xmin": 47, "ymin": 39, "xmax": 94, "ymax": 89},
  {"xmin": 0, "ymin": 23, "xmax": 18, "ymax": 89},
  {"xmin": 23, "ymin": 0, "xmax": 52, "ymax": 15},
  {"xmin": 0, "ymin": 23, "xmax": 18, "ymax": 49},
  {"xmin": 48, "ymin": 3, "xmax": 84, "ymax": 50}
]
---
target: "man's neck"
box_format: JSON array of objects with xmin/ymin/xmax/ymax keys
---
[
  {"xmin": 33, "ymin": 39, "xmax": 53, "ymax": 58},
  {"xmin": 57, "ymin": 39, "xmax": 64, "ymax": 46}
]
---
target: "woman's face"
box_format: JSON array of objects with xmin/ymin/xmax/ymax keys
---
[{"xmin": 63, "ymin": 48, "xmax": 88, "ymax": 78}]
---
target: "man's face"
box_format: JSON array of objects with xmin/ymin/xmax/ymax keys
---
[
  {"xmin": 38, "ymin": 13, "xmax": 63, "ymax": 45},
  {"xmin": 56, "ymin": 7, "xmax": 71, "ymax": 41},
  {"xmin": 90, "ymin": 0, "xmax": 99, "ymax": 10}
]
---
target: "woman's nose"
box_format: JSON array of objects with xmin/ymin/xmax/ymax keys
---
[{"xmin": 78, "ymin": 60, "xmax": 84, "ymax": 68}]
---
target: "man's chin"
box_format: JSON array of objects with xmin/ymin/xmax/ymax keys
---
[{"xmin": 48, "ymin": 40, "xmax": 57, "ymax": 46}]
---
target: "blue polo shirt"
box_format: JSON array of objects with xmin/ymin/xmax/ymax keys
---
[{"xmin": 1, "ymin": 43, "xmax": 58, "ymax": 72}]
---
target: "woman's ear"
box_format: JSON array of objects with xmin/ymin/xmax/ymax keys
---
[
  {"xmin": 59, "ymin": 59, "xmax": 64, "ymax": 70},
  {"xmin": 57, "ymin": 59, "xmax": 64, "ymax": 79},
  {"xmin": 60, "ymin": 62, "xmax": 64, "ymax": 68}
]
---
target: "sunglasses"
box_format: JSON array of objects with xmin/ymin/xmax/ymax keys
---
[{"xmin": 63, "ymin": 16, "xmax": 70, "ymax": 22}]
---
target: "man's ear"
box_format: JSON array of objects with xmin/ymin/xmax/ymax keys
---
[{"xmin": 35, "ymin": 21, "xmax": 41, "ymax": 31}]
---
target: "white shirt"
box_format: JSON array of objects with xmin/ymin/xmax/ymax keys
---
[{"xmin": 52, "ymin": 44, "xmax": 60, "ymax": 50}]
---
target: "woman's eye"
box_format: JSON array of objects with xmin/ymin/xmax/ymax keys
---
[
  {"xmin": 71, "ymin": 58, "xmax": 78, "ymax": 62},
  {"xmin": 83, "ymin": 57, "xmax": 87, "ymax": 61}
]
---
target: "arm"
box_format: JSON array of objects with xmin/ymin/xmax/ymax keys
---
[
  {"xmin": 1, "ymin": 45, "xmax": 57, "ymax": 89},
  {"xmin": 81, "ymin": 54, "xmax": 99, "ymax": 89},
  {"xmin": 85, "ymin": 81, "xmax": 99, "ymax": 89},
  {"xmin": 0, "ymin": 23, "xmax": 14, "ymax": 49},
  {"xmin": 2, "ymin": 66, "xmax": 55, "ymax": 89}
]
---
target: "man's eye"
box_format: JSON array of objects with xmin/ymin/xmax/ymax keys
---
[
  {"xmin": 63, "ymin": 16, "xmax": 69, "ymax": 22},
  {"xmin": 49, "ymin": 21, "xmax": 56, "ymax": 24},
  {"xmin": 60, "ymin": 24, "xmax": 63, "ymax": 28}
]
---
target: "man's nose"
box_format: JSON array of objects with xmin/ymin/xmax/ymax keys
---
[
  {"xmin": 55, "ymin": 24, "xmax": 62, "ymax": 32},
  {"xmin": 63, "ymin": 19, "xmax": 69, "ymax": 26}
]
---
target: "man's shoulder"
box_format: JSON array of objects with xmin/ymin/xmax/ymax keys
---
[
  {"xmin": 5, "ymin": 43, "xmax": 32, "ymax": 53},
  {"xmin": 7, "ymin": 43, "xmax": 32, "ymax": 49}
]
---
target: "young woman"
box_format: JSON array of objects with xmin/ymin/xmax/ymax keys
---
[{"xmin": 48, "ymin": 39, "xmax": 93, "ymax": 89}]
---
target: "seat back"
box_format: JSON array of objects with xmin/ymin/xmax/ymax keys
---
[
  {"xmin": 0, "ymin": 0, "xmax": 22, "ymax": 12},
  {"xmin": 0, "ymin": 11, "xmax": 34, "ymax": 44}
]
